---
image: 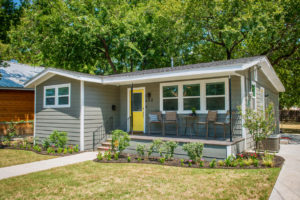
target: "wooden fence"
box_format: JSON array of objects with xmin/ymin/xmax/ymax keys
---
[{"xmin": 0, "ymin": 121, "xmax": 33, "ymax": 136}]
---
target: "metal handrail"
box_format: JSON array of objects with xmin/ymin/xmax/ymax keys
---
[{"xmin": 92, "ymin": 116, "xmax": 114, "ymax": 150}]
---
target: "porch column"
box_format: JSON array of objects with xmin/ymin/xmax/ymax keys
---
[
  {"xmin": 130, "ymin": 83, "xmax": 133, "ymax": 135},
  {"xmin": 80, "ymin": 80, "xmax": 85, "ymax": 151},
  {"xmin": 229, "ymin": 76, "xmax": 232, "ymax": 142}
]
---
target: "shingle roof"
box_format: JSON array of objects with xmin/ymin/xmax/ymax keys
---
[
  {"xmin": 0, "ymin": 62, "xmax": 44, "ymax": 88},
  {"xmin": 107, "ymin": 56, "xmax": 265, "ymax": 78}
]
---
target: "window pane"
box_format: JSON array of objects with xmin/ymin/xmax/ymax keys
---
[
  {"xmin": 206, "ymin": 97, "xmax": 225, "ymax": 110},
  {"xmin": 251, "ymin": 84, "xmax": 256, "ymax": 97},
  {"xmin": 206, "ymin": 82, "xmax": 225, "ymax": 95},
  {"xmin": 183, "ymin": 84, "xmax": 200, "ymax": 96},
  {"xmin": 184, "ymin": 98, "xmax": 200, "ymax": 110},
  {"xmin": 46, "ymin": 88, "xmax": 55, "ymax": 96},
  {"xmin": 163, "ymin": 99, "xmax": 178, "ymax": 111},
  {"xmin": 46, "ymin": 97, "xmax": 55, "ymax": 105},
  {"xmin": 58, "ymin": 87, "xmax": 69, "ymax": 95},
  {"xmin": 163, "ymin": 86, "xmax": 178, "ymax": 97},
  {"xmin": 132, "ymin": 93, "xmax": 142, "ymax": 111},
  {"xmin": 58, "ymin": 97, "xmax": 69, "ymax": 105}
]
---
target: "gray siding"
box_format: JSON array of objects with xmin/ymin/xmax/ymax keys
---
[
  {"xmin": 84, "ymin": 82, "xmax": 120, "ymax": 150},
  {"xmin": 35, "ymin": 75, "xmax": 80, "ymax": 146}
]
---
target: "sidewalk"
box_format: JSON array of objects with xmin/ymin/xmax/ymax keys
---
[
  {"xmin": 269, "ymin": 144, "xmax": 300, "ymax": 200},
  {"xmin": 0, "ymin": 151, "xmax": 98, "ymax": 180}
]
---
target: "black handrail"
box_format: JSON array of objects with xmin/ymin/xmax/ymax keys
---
[{"xmin": 92, "ymin": 116, "xmax": 114, "ymax": 150}]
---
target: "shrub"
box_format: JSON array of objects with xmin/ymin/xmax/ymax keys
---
[
  {"xmin": 250, "ymin": 153, "xmax": 258, "ymax": 160},
  {"xmin": 127, "ymin": 156, "xmax": 131, "ymax": 162},
  {"xmin": 239, "ymin": 161, "xmax": 244, "ymax": 167},
  {"xmin": 104, "ymin": 151, "xmax": 111, "ymax": 161},
  {"xmin": 262, "ymin": 151, "xmax": 274, "ymax": 167},
  {"xmin": 4, "ymin": 121, "xmax": 16, "ymax": 141},
  {"xmin": 225, "ymin": 155, "xmax": 236, "ymax": 167},
  {"xmin": 199, "ymin": 158, "xmax": 204, "ymax": 167},
  {"xmin": 148, "ymin": 139, "xmax": 163, "ymax": 157},
  {"xmin": 68, "ymin": 146, "xmax": 74, "ymax": 154},
  {"xmin": 209, "ymin": 159, "xmax": 216, "ymax": 168},
  {"xmin": 42, "ymin": 138, "xmax": 51, "ymax": 149},
  {"xmin": 63, "ymin": 148, "xmax": 68, "ymax": 154},
  {"xmin": 182, "ymin": 142, "xmax": 204, "ymax": 162},
  {"xmin": 33, "ymin": 145, "xmax": 41, "ymax": 152},
  {"xmin": 180, "ymin": 159, "xmax": 184, "ymax": 166},
  {"xmin": 163, "ymin": 141, "xmax": 178, "ymax": 159},
  {"xmin": 26, "ymin": 144, "xmax": 32, "ymax": 150},
  {"xmin": 97, "ymin": 152, "xmax": 103, "ymax": 161},
  {"xmin": 47, "ymin": 147, "xmax": 55, "ymax": 154},
  {"xmin": 136, "ymin": 144, "xmax": 146, "ymax": 158},
  {"xmin": 57, "ymin": 147, "xmax": 63, "ymax": 154},
  {"xmin": 253, "ymin": 159, "xmax": 259, "ymax": 167},
  {"xmin": 49, "ymin": 130, "xmax": 68, "ymax": 148},
  {"xmin": 159, "ymin": 157, "xmax": 165, "ymax": 164},
  {"xmin": 74, "ymin": 145, "xmax": 79, "ymax": 152},
  {"xmin": 114, "ymin": 152, "xmax": 119, "ymax": 160},
  {"xmin": 111, "ymin": 130, "xmax": 130, "ymax": 154},
  {"xmin": 137, "ymin": 157, "xmax": 142, "ymax": 162},
  {"xmin": 236, "ymin": 153, "xmax": 244, "ymax": 159},
  {"xmin": 218, "ymin": 160, "xmax": 224, "ymax": 166},
  {"xmin": 188, "ymin": 160, "xmax": 192, "ymax": 167}
]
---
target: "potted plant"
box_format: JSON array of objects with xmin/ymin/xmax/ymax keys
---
[{"xmin": 191, "ymin": 107, "xmax": 197, "ymax": 116}]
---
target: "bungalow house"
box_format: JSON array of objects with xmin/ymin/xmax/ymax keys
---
[
  {"xmin": 0, "ymin": 62, "xmax": 43, "ymax": 135},
  {"xmin": 24, "ymin": 56, "xmax": 284, "ymax": 159}
]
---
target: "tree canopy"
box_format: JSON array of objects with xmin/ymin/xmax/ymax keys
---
[{"xmin": 1, "ymin": 0, "xmax": 299, "ymax": 108}]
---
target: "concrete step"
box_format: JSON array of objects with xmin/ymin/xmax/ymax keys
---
[
  {"xmin": 101, "ymin": 142, "xmax": 112, "ymax": 147},
  {"xmin": 97, "ymin": 146, "xmax": 111, "ymax": 151}
]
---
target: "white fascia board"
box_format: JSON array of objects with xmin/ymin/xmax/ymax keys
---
[
  {"xmin": 25, "ymin": 70, "xmax": 103, "ymax": 88},
  {"xmin": 103, "ymin": 65, "xmax": 243, "ymax": 85}
]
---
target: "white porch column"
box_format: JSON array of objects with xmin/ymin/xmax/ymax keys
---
[
  {"xmin": 80, "ymin": 80, "xmax": 85, "ymax": 151},
  {"xmin": 34, "ymin": 84, "xmax": 37, "ymax": 144},
  {"xmin": 241, "ymin": 76, "xmax": 247, "ymax": 150}
]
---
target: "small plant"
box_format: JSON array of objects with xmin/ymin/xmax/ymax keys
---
[
  {"xmin": 148, "ymin": 139, "xmax": 163, "ymax": 157},
  {"xmin": 49, "ymin": 130, "xmax": 68, "ymax": 148},
  {"xmin": 26, "ymin": 144, "xmax": 32, "ymax": 150},
  {"xmin": 33, "ymin": 145, "xmax": 41, "ymax": 152},
  {"xmin": 262, "ymin": 151, "xmax": 274, "ymax": 167},
  {"xmin": 218, "ymin": 160, "xmax": 224, "ymax": 166},
  {"xmin": 209, "ymin": 159, "xmax": 216, "ymax": 168},
  {"xmin": 74, "ymin": 145, "xmax": 79, "ymax": 152},
  {"xmin": 239, "ymin": 161, "xmax": 244, "ymax": 167},
  {"xmin": 180, "ymin": 159, "xmax": 184, "ymax": 166},
  {"xmin": 104, "ymin": 151, "xmax": 112, "ymax": 161},
  {"xmin": 159, "ymin": 157, "xmax": 165, "ymax": 164},
  {"xmin": 136, "ymin": 144, "xmax": 146, "ymax": 158},
  {"xmin": 68, "ymin": 145, "xmax": 74, "ymax": 154},
  {"xmin": 97, "ymin": 152, "xmax": 103, "ymax": 161},
  {"xmin": 57, "ymin": 147, "xmax": 63, "ymax": 154},
  {"xmin": 127, "ymin": 156, "xmax": 131, "ymax": 162},
  {"xmin": 188, "ymin": 160, "xmax": 193, "ymax": 167},
  {"xmin": 243, "ymin": 159, "xmax": 251, "ymax": 166},
  {"xmin": 182, "ymin": 142, "xmax": 204, "ymax": 162},
  {"xmin": 198, "ymin": 158, "xmax": 204, "ymax": 167},
  {"xmin": 236, "ymin": 153, "xmax": 244, "ymax": 159},
  {"xmin": 111, "ymin": 130, "xmax": 130, "ymax": 154},
  {"xmin": 225, "ymin": 155, "xmax": 236, "ymax": 167},
  {"xmin": 137, "ymin": 157, "xmax": 142, "ymax": 162},
  {"xmin": 163, "ymin": 141, "xmax": 178, "ymax": 159},
  {"xmin": 47, "ymin": 147, "xmax": 55, "ymax": 154},
  {"xmin": 114, "ymin": 152, "xmax": 119, "ymax": 160},
  {"xmin": 253, "ymin": 159, "xmax": 259, "ymax": 167},
  {"xmin": 63, "ymin": 148, "xmax": 68, "ymax": 154},
  {"xmin": 42, "ymin": 138, "xmax": 51, "ymax": 149}
]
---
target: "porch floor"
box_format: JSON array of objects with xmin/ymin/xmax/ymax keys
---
[{"xmin": 129, "ymin": 134, "xmax": 244, "ymax": 146}]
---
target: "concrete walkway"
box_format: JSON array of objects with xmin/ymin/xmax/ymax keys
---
[
  {"xmin": 269, "ymin": 144, "xmax": 300, "ymax": 200},
  {"xmin": 0, "ymin": 151, "xmax": 98, "ymax": 180}
]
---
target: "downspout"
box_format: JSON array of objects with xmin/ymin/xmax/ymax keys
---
[{"xmin": 229, "ymin": 75, "xmax": 232, "ymax": 142}]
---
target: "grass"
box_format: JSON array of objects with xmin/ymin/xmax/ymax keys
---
[
  {"xmin": 0, "ymin": 161, "xmax": 280, "ymax": 200},
  {"xmin": 0, "ymin": 149, "xmax": 56, "ymax": 168}
]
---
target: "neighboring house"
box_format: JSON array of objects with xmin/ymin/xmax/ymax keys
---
[
  {"xmin": 0, "ymin": 62, "xmax": 44, "ymax": 135},
  {"xmin": 24, "ymin": 56, "xmax": 284, "ymax": 159}
]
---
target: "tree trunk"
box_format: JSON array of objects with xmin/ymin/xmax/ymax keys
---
[{"xmin": 101, "ymin": 38, "xmax": 117, "ymax": 74}]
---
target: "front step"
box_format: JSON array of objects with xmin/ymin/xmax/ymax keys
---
[
  {"xmin": 101, "ymin": 142, "xmax": 111, "ymax": 147},
  {"xmin": 97, "ymin": 146, "xmax": 111, "ymax": 151},
  {"xmin": 97, "ymin": 138, "xmax": 113, "ymax": 151}
]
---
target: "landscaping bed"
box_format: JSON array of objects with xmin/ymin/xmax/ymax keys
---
[{"xmin": 94, "ymin": 152, "xmax": 284, "ymax": 169}]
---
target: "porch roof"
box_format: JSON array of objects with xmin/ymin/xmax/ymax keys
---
[{"xmin": 24, "ymin": 56, "xmax": 285, "ymax": 92}]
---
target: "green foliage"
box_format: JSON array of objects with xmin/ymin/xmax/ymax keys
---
[
  {"xmin": 182, "ymin": 142, "xmax": 204, "ymax": 162},
  {"xmin": 127, "ymin": 156, "xmax": 131, "ymax": 163},
  {"xmin": 63, "ymin": 148, "xmax": 68, "ymax": 154},
  {"xmin": 137, "ymin": 157, "xmax": 141, "ymax": 162},
  {"xmin": 218, "ymin": 160, "xmax": 224, "ymax": 166},
  {"xmin": 225, "ymin": 155, "xmax": 236, "ymax": 167},
  {"xmin": 49, "ymin": 130, "xmax": 68, "ymax": 148},
  {"xmin": 148, "ymin": 139, "xmax": 163, "ymax": 157},
  {"xmin": 159, "ymin": 157, "xmax": 165, "ymax": 164},
  {"xmin": 33, "ymin": 145, "xmax": 41, "ymax": 152},
  {"xmin": 180, "ymin": 159, "xmax": 184, "ymax": 167},
  {"xmin": 111, "ymin": 130, "xmax": 130, "ymax": 154},
  {"xmin": 114, "ymin": 152, "xmax": 119, "ymax": 160},
  {"xmin": 74, "ymin": 145, "xmax": 79, "ymax": 153},
  {"xmin": 262, "ymin": 151, "xmax": 275, "ymax": 167},
  {"xmin": 47, "ymin": 147, "xmax": 55, "ymax": 154},
  {"xmin": 239, "ymin": 104, "xmax": 275, "ymax": 151},
  {"xmin": 57, "ymin": 147, "xmax": 63, "ymax": 154},
  {"xmin": 136, "ymin": 144, "xmax": 146, "ymax": 158},
  {"xmin": 97, "ymin": 152, "xmax": 103, "ymax": 161},
  {"xmin": 104, "ymin": 151, "xmax": 111, "ymax": 161},
  {"xmin": 209, "ymin": 159, "xmax": 216, "ymax": 168},
  {"xmin": 253, "ymin": 159, "xmax": 259, "ymax": 167},
  {"xmin": 188, "ymin": 160, "xmax": 192, "ymax": 167},
  {"xmin": 68, "ymin": 146, "xmax": 74, "ymax": 154},
  {"xmin": 163, "ymin": 141, "xmax": 178, "ymax": 159},
  {"xmin": 4, "ymin": 121, "xmax": 16, "ymax": 141}
]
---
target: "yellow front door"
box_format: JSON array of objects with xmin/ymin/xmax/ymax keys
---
[{"xmin": 129, "ymin": 88, "xmax": 145, "ymax": 132}]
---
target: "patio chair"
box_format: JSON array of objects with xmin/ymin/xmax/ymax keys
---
[
  {"xmin": 214, "ymin": 111, "xmax": 231, "ymax": 139},
  {"xmin": 148, "ymin": 112, "xmax": 163, "ymax": 135},
  {"xmin": 195, "ymin": 111, "xmax": 217, "ymax": 138},
  {"xmin": 163, "ymin": 112, "xmax": 179, "ymax": 136}
]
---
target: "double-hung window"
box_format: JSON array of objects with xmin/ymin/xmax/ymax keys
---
[
  {"xmin": 44, "ymin": 84, "xmax": 71, "ymax": 108},
  {"xmin": 183, "ymin": 84, "xmax": 200, "ymax": 110},
  {"xmin": 206, "ymin": 82, "xmax": 225, "ymax": 110},
  {"xmin": 162, "ymin": 85, "xmax": 178, "ymax": 111}
]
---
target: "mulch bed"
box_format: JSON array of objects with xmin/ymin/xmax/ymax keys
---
[
  {"xmin": 0, "ymin": 145, "xmax": 81, "ymax": 157},
  {"xmin": 94, "ymin": 153, "xmax": 285, "ymax": 169}
]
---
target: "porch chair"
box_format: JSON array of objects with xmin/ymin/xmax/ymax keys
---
[
  {"xmin": 148, "ymin": 112, "xmax": 163, "ymax": 135},
  {"xmin": 195, "ymin": 111, "xmax": 217, "ymax": 138},
  {"xmin": 163, "ymin": 112, "xmax": 179, "ymax": 136},
  {"xmin": 214, "ymin": 111, "xmax": 232, "ymax": 139}
]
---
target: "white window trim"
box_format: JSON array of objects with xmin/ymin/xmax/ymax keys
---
[
  {"xmin": 251, "ymin": 81, "xmax": 257, "ymax": 110},
  {"xmin": 254, "ymin": 66, "xmax": 258, "ymax": 81},
  {"xmin": 43, "ymin": 83, "xmax": 71, "ymax": 108},
  {"xmin": 160, "ymin": 78, "xmax": 229, "ymax": 114},
  {"xmin": 182, "ymin": 84, "xmax": 201, "ymax": 111}
]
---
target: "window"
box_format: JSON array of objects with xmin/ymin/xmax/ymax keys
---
[
  {"xmin": 160, "ymin": 78, "xmax": 228, "ymax": 113},
  {"xmin": 206, "ymin": 82, "xmax": 225, "ymax": 110},
  {"xmin": 251, "ymin": 81, "xmax": 256, "ymax": 110},
  {"xmin": 44, "ymin": 84, "xmax": 70, "ymax": 108},
  {"xmin": 183, "ymin": 84, "xmax": 200, "ymax": 110},
  {"xmin": 162, "ymin": 85, "xmax": 178, "ymax": 111}
]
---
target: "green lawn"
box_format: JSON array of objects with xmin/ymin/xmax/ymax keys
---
[
  {"xmin": 0, "ymin": 161, "xmax": 280, "ymax": 200},
  {"xmin": 0, "ymin": 149, "xmax": 56, "ymax": 168}
]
